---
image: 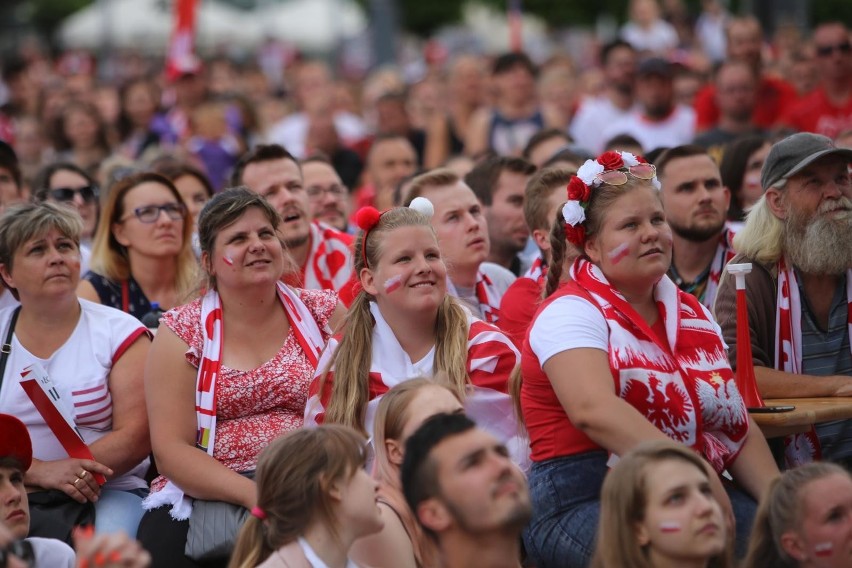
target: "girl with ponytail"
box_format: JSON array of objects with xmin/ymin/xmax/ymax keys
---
[
  {"xmin": 304, "ymin": 199, "xmax": 527, "ymax": 468},
  {"xmin": 229, "ymin": 425, "xmax": 382, "ymax": 568}
]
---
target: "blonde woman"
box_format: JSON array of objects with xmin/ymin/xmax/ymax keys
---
[
  {"xmin": 304, "ymin": 203, "xmax": 526, "ymax": 467},
  {"xmin": 77, "ymin": 172, "xmax": 197, "ymax": 317}
]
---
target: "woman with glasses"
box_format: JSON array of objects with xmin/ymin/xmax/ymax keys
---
[
  {"xmin": 33, "ymin": 162, "xmax": 100, "ymax": 253},
  {"xmin": 518, "ymin": 151, "xmax": 778, "ymax": 568},
  {"xmin": 0, "ymin": 203, "xmax": 152, "ymax": 542},
  {"xmin": 77, "ymin": 172, "xmax": 197, "ymax": 319}
]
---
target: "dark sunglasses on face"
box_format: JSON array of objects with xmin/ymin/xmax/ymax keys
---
[
  {"xmin": 0, "ymin": 539, "xmax": 35, "ymax": 568},
  {"xmin": 816, "ymin": 42, "xmax": 852, "ymax": 57},
  {"xmin": 126, "ymin": 202, "xmax": 187, "ymax": 224},
  {"xmin": 49, "ymin": 185, "xmax": 99, "ymax": 204}
]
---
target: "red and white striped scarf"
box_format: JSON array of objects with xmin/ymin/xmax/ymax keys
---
[
  {"xmin": 301, "ymin": 222, "xmax": 355, "ymax": 293},
  {"xmin": 775, "ymin": 258, "xmax": 852, "ymax": 465},
  {"xmin": 305, "ymin": 302, "xmax": 527, "ymax": 467},
  {"xmin": 144, "ymin": 282, "xmax": 327, "ymax": 519},
  {"xmin": 523, "ymin": 256, "xmax": 547, "ymax": 285},
  {"xmin": 447, "ymin": 271, "xmax": 502, "ymax": 324},
  {"xmin": 703, "ymin": 229, "xmax": 737, "ymax": 310},
  {"xmin": 570, "ymin": 258, "xmax": 749, "ymax": 473}
]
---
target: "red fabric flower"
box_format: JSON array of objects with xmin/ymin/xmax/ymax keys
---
[
  {"xmin": 635, "ymin": 154, "xmax": 648, "ymax": 164},
  {"xmin": 597, "ymin": 151, "xmax": 624, "ymax": 171},
  {"xmin": 566, "ymin": 176, "xmax": 591, "ymax": 203},
  {"xmin": 564, "ymin": 223, "xmax": 586, "ymax": 247}
]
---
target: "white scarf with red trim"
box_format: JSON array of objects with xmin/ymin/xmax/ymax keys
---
[
  {"xmin": 143, "ymin": 282, "xmax": 327, "ymax": 519},
  {"xmin": 570, "ymin": 258, "xmax": 749, "ymax": 473},
  {"xmin": 703, "ymin": 228, "xmax": 737, "ymax": 310},
  {"xmin": 304, "ymin": 302, "xmax": 528, "ymax": 467},
  {"xmin": 774, "ymin": 258, "xmax": 852, "ymax": 466},
  {"xmin": 446, "ymin": 271, "xmax": 501, "ymax": 324}
]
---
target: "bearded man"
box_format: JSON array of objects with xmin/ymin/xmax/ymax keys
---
[
  {"xmin": 656, "ymin": 145, "xmax": 734, "ymax": 309},
  {"xmin": 715, "ymin": 133, "xmax": 852, "ymax": 467}
]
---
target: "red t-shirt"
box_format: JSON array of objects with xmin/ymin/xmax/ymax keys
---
[
  {"xmin": 498, "ymin": 275, "xmax": 545, "ymax": 350},
  {"xmin": 694, "ymin": 75, "xmax": 799, "ymax": 131},
  {"xmin": 778, "ymin": 87, "xmax": 852, "ymax": 139}
]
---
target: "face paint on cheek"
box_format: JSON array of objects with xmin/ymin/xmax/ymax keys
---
[
  {"xmin": 608, "ymin": 242, "xmax": 630, "ymax": 264},
  {"xmin": 222, "ymin": 255, "xmax": 234, "ymax": 266},
  {"xmin": 384, "ymin": 275, "xmax": 403, "ymax": 293},
  {"xmin": 814, "ymin": 542, "xmax": 834, "ymax": 557},
  {"xmin": 659, "ymin": 521, "xmax": 682, "ymax": 533}
]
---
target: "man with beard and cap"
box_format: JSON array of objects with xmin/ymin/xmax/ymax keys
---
[
  {"xmin": 231, "ymin": 144, "xmax": 357, "ymax": 305},
  {"xmin": 656, "ymin": 144, "xmax": 734, "ymax": 310},
  {"xmin": 402, "ymin": 413, "xmax": 531, "ymax": 568},
  {"xmin": 715, "ymin": 133, "xmax": 852, "ymax": 467}
]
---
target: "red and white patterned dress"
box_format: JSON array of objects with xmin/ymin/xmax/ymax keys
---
[{"xmin": 149, "ymin": 288, "xmax": 338, "ymax": 493}]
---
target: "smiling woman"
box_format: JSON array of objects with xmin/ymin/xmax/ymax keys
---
[
  {"xmin": 76, "ymin": 172, "xmax": 197, "ymax": 318},
  {"xmin": 304, "ymin": 203, "xmax": 527, "ymax": 470},
  {"xmin": 137, "ymin": 187, "xmax": 345, "ymax": 568}
]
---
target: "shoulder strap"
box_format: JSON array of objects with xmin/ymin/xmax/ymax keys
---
[{"xmin": 0, "ymin": 306, "xmax": 22, "ymax": 393}]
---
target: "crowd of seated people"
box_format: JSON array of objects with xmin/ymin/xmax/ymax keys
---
[{"xmin": 1, "ymin": 6, "xmax": 852, "ymax": 566}]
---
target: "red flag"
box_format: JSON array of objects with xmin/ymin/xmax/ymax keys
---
[{"xmin": 166, "ymin": 0, "xmax": 201, "ymax": 81}]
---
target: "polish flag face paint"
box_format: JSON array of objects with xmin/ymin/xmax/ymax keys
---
[
  {"xmin": 608, "ymin": 242, "xmax": 630, "ymax": 264},
  {"xmin": 659, "ymin": 521, "xmax": 682, "ymax": 533},
  {"xmin": 223, "ymin": 255, "xmax": 234, "ymax": 266},
  {"xmin": 814, "ymin": 542, "xmax": 834, "ymax": 557},
  {"xmin": 384, "ymin": 275, "xmax": 403, "ymax": 293}
]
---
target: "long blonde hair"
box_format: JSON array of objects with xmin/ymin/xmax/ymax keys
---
[
  {"xmin": 742, "ymin": 462, "xmax": 850, "ymax": 568},
  {"xmin": 89, "ymin": 172, "xmax": 197, "ymax": 299},
  {"xmin": 317, "ymin": 207, "xmax": 470, "ymax": 434},
  {"xmin": 731, "ymin": 193, "xmax": 785, "ymax": 264},
  {"xmin": 591, "ymin": 440, "xmax": 734, "ymax": 568},
  {"xmin": 229, "ymin": 425, "xmax": 367, "ymax": 568}
]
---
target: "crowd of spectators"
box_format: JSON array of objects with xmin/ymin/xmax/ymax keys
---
[{"xmin": 1, "ymin": 0, "xmax": 852, "ymax": 566}]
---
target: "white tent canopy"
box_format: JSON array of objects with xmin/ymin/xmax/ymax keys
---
[{"xmin": 57, "ymin": 0, "xmax": 367, "ymax": 54}]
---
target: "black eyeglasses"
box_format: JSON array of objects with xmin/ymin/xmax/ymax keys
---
[
  {"xmin": 49, "ymin": 185, "xmax": 99, "ymax": 204},
  {"xmin": 306, "ymin": 184, "xmax": 347, "ymax": 200},
  {"xmin": 0, "ymin": 539, "xmax": 35, "ymax": 568},
  {"xmin": 124, "ymin": 202, "xmax": 187, "ymax": 224},
  {"xmin": 816, "ymin": 42, "xmax": 852, "ymax": 57}
]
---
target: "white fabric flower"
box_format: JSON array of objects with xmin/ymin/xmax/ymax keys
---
[
  {"xmin": 576, "ymin": 159, "xmax": 604, "ymax": 186},
  {"xmin": 562, "ymin": 200, "xmax": 586, "ymax": 226},
  {"xmin": 620, "ymin": 151, "xmax": 640, "ymax": 167},
  {"xmin": 651, "ymin": 177, "xmax": 661, "ymax": 190}
]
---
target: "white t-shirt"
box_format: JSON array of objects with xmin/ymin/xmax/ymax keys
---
[
  {"xmin": 569, "ymin": 97, "xmax": 639, "ymax": 154},
  {"xmin": 28, "ymin": 536, "xmax": 75, "ymax": 568},
  {"xmin": 600, "ymin": 105, "xmax": 696, "ymax": 154},
  {"xmin": 0, "ymin": 300, "xmax": 149, "ymax": 491},
  {"xmin": 528, "ymin": 295, "xmax": 609, "ymax": 367},
  {"xmin": 266, "ymin": 111, "xmax": 367, "ymax": 159},
  {"xmin": 620, "ymin": 20, "xmax": 680, "ymax": 54}
]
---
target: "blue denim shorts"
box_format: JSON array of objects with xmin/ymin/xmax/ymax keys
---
[{"xmin": 523, "ymin": 451, "xmax": 757, "ymax": 567}]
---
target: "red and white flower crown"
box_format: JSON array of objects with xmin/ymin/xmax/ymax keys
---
[{"xmin": 561, "ymin": 150, "xmax": 660, "ymax": 246}]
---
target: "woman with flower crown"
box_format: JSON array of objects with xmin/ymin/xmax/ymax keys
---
[
  {"xmin": 304, "ymin": 199, "xmax": 528, "ymax": 469},
  {"xmin": 518, "ymin": 150, "xmax": 779, "ymax": 568}
]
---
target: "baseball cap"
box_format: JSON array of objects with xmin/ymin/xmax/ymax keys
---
[
  {"xmin": 0, "ymin": 414, "xmax": 32, "ymax": 471},
  {"xmin": 637, "ymin": 57, "xmax": 673, "ymax": 79},
  {"xmin": 761, "ymin": 132, "xmax": 852, "ymax": 190}
]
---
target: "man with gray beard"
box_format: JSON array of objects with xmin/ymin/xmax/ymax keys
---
[{"xmin": 715, "ymin": 133, "xmax": 852, "ymax": 468}]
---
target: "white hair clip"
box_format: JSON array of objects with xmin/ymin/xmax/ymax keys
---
[{"xmin": 409, "ymin": 196, "xmax": 435, "ymax": 219}]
